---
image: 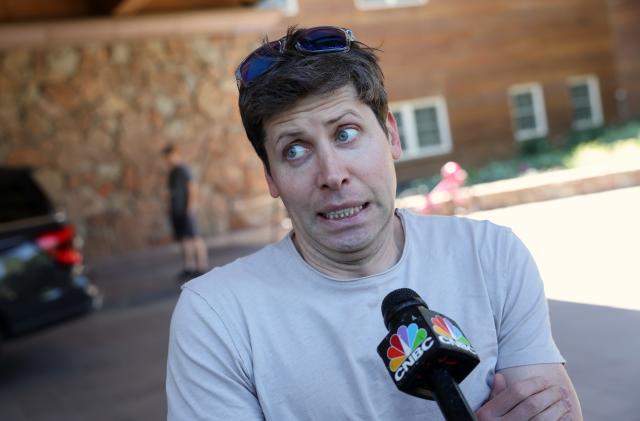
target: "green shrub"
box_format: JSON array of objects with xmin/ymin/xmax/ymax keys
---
[
  {"xmin": 564, "ymin": 138, "xmax": 640, "ymax": 168},
  {"xmin": 518, "ymin": 137, "xmax": 553, "ymax": 157},
  {"xmin": 563, "ymin": 127, "xmax": 605, "ymax": 149},
  {"xmin": 601, "ymin": 121, "xmax": 640, "ymax": 143}
]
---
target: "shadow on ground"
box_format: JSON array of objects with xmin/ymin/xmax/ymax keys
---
[
  {"xmin": 88, "ymin": 243, "xmax": 265, "ymax": 310},
  {"xmin": 549, "ymin": 299, "xmax": 640, "ymax": 420}
]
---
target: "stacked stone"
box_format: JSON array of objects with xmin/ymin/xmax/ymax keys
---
[{"xmin": 0, "ymin": 34, "xmax": 280, "ymax": 256}]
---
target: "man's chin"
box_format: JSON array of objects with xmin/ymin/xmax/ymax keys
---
[{"xmin": 318, "ymin": 232, "xmax": 373, "ymax": 255}]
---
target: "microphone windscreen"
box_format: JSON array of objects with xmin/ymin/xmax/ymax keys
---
[{"xmin": 381, "ymin": 288, "xmax": 428, "ymax": 329}]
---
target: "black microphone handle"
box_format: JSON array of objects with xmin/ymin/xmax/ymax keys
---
[{"xmin": 424, "ymin": 366, "xmax": 477, "ymax": 421}]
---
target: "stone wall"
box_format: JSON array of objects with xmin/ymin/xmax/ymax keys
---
[{"xmin": 0, "ymin": 19, "xmax": 283, "ymax": 257}]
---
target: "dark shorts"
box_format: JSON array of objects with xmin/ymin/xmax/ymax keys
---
[{"xmin": 170, "ymin": 213, "xmax": 198, "ymax": 240}]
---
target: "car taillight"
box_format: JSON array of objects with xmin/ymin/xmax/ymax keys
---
[{"xmin": 36, "ymin": 225, "xmax": 83, "ymax": 266}]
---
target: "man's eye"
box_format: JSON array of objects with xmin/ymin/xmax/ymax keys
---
[
  {"xmin": 285, "ymin": 144, "xmax": 308, "ymax": 160},
  {"xmin": 336, "ymin": 128, "xmax": 359, "ymax": 143}
]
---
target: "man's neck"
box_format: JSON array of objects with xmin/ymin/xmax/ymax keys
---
[{"xmin": 292, "ymin": 212, "xmax": 405, "ymax": 280}]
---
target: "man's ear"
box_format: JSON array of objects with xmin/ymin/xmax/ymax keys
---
[
  {"xmin": 264, "ymin": 164, "xmax": 280, "ymax": 198},
  {"xmin": 385, "ymin": 112, "xmax": 403, "ymax": 160}
]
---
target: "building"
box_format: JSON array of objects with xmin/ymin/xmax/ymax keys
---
[
  {"xmin": 0, "ymin": 0, "xmax": 638, "ymax": 255},
  {"xmin": 285, "ymin": 0, "xmax": 640, "ymax": 181}
]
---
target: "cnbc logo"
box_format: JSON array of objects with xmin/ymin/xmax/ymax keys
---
[
  {"xmin": 386, "ymin": 323, "xmax": 434, "ymax": 381},
  {"xmin": 432, "ymin": 315, "xmax": 477, "ymax": 355}
]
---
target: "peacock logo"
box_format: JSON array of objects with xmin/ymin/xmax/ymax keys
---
[
  {"xmin": 386, "ymin": 323, "xmax": 434, "ymax": 381},
  {"xmin": 431, "ymin": 315, "xmax": 476, "ymax": 354}
]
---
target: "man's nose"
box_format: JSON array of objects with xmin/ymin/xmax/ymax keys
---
[{"xmin": 316, "ymin": 148, "xmax": 349, "ymax": 190}]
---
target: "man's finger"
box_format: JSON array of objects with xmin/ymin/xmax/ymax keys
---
[
  {"xmin": 504, "ymin": 384, "xmax": 569, "ymax": 421},
  {"xmin": 478, "ymin": 376, "xmax": 552, "ymax": 417},
  {"xmin": 490, "ymin": 372, "xmax": 508, "ymax": 400},
  {"xmin": 528, "ymin": 395, "xmax": 572, "ymax": 421}
]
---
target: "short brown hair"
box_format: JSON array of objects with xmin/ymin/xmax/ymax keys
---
[
  {"xmin": 162, "ymin": 143, "xmax": 176, "ymax": 156},
  {"xmin": 237, "ymin": 26, "xmax": 389, "ymax": 173}
]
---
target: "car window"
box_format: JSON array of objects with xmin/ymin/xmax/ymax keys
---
[{"xmin": 0, "ymin": 169, "xmax": 53, "ymax": 223}]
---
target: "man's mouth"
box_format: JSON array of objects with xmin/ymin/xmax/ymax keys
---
[{"xmin": 320, "ymin": 203, "xmax": 367, "ymax": 220}]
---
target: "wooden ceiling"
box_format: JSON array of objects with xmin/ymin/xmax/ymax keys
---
[{"xmin": 0, "ymin": 0, "xmax": 257, "ymax": 23}]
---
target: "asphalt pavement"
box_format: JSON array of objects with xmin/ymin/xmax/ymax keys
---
[{"xmin": 87, "ymin": 241, "xmax": 266, "ymax": 310}]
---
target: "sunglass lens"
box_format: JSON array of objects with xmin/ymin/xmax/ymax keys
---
[
  {"xmin": 241, "ymin": 55, "xmax": 276, "ymax": 82},
  {"xmin": 297, "ymin": 27, "xmax": 348, "ymax": 53},
  {"xmin": 239, "ymin": 41, "xmax": 280, "ymax": 83}
]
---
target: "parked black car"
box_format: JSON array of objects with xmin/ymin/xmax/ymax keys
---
[{"xmin": 0, "ymin": 167, "xmax": 101, "ymax": 346}]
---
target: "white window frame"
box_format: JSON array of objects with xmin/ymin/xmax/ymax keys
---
[
  {"xmin": 355, "ymin": 0, "xmax": 427, "ymax": 11},
  {"xmin": 568, "ymin": 75, "xmax": 604, "ymax": 130},
  {"xmin": 508, "ymin": 83, "xmax": 548, "ymax": 142},
  {"xmin": 258, "ymin": 0, "xmax": 298, "ymax": 16},
  {"xmin": 390, "ymin": 96, "xmax": 453, "ymax": 161}
]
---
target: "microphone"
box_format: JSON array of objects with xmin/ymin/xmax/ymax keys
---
[{"xmin": 377, "ymin": 288, "xmax": 480, "ymax": 421}]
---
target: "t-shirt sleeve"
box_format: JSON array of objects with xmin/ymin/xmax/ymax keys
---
[
  {"xmin": 494, "ymin": 228, "xmax": 565, "ymax": 370},
  {"xmin": 166, "ymin": 287, "xmax": 264, "ymax": 420}
]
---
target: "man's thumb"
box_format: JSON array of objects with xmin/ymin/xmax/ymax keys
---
[{"xmin": 490, "ymin": 372, "xmax": 507, "ymax": 400}]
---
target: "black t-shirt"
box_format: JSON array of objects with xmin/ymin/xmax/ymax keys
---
[{"xmin": 168, "ymin": 164, "xmax": 191, "ymax": 216}]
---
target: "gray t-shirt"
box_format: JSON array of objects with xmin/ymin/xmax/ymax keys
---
[{"xmin": 166, "ymin": 209, "xmax": 564, "ymax": 420}]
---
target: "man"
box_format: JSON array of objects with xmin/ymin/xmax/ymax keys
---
[
  {"xmin": 162, "ymin": 143, "xmax": 209, "ymax": 279},
  {"xmin": 166, "ymin": 26, "xmax": 582, "ymax": 420}
]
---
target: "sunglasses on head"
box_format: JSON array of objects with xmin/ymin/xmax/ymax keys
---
[{"xmin": 235, "ymin": 26, "xmax": 356, "ymax": 89}]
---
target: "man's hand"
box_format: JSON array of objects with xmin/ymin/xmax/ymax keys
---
[{"xmin": 476, "ymin": 373, "xmax": 573, "ymax": 420}]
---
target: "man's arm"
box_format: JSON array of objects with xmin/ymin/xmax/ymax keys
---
[
  {"xmin": 476, "ymin": 363, "xmax": 582, "ymax": 421},
  {"xmin": 186, "ymin": 180, "xmax": 198, "ymax": 213},
  {"xmin": 167, "ymin": 288, "xmax": 264, "ymax": 420},
  {"xmin": 475, "ymin": 228, "xmax": 582, "ymax": 419}
]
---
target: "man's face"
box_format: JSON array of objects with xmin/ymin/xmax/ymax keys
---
[
  {"xmin": 263, "ymin": 85, "xmax": 402, "ymax": 261},
  {"xmin": 164, "ymin": 151, "xmax": 179, "ymax": 167}
]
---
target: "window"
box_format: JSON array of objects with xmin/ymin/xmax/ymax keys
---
[
  {"xmin": 508, "ymin": 83, "xmax": 548, "ymax": 141},
  {"xmin": 390, "ymin": 97, "xmax": 453, "ymax": 160},
  {"xmin": 0, "ymin": 169, "xmax": 53, "ymax": 223},
  {"xmin": 258, "ymin": 0, "xmax": 298, "ymax": 15},
  {"xmin": 355, "ymin": 0, "xmax": 427, "ymax": 11},
  {"xmin": 568, "ymin": 75, "xmax": 603, "ymax": 129}
]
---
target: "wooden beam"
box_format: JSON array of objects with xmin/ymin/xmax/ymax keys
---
[
  {"xmin": 0, "ymin": 8, "xmax": 284, "ymax": 49},
  {"xmin": 0, "ymin": 0, "xmax": 94, "ymax": 22},
  {"xmin": 112, "ymin": 0, "xmax": 152, "ymax": 16}
]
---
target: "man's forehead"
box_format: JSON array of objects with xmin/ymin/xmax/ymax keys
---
[{"xmin": 265, "ymin": 85, "xmax": 365, "ymax": 130}]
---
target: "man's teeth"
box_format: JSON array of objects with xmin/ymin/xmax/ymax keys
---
[{"xmin": 324, "ymin": 205, "xmax": 363, "ymax": 220}]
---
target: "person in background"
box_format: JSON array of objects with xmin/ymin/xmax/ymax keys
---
[{"xmin": 162, "ymin": 143, "xmax": 209, "ymax": 280}]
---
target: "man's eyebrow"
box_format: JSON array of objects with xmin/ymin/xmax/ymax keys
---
[
  {"xmin": 326, "ymin": 110, "xmax": 360, "ymax": 126},
  {"xmin": 275, "ymin": 129, "xmax": 304, "ymax": 143},
  {"xmin": 273, "ymin": 110, "xmax": 362, "ymax": 146}
]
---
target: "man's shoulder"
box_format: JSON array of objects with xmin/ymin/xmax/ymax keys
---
[
  {"xmin": 400, "ymin": 209, "xmax": 515, "ymax": 264},
  {"xmin": 182, "ymin": 237, "xmax": 293, "ymax": 300},
  {"xmin": 178, "ymin": 164, "xmax": 192, "ymax": 177},
  {"xmin": 170, "ymin": 164, "xmax": 191, "ymax": 178},
  {"xmin": 400, "ymin": 208, "xmax": 509, "ymax": 237}
]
